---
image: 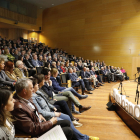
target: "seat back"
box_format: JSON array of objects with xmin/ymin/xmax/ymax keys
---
[{"xmin": 36, "ymin": 67, "xmax": 43, "ymax": 74}]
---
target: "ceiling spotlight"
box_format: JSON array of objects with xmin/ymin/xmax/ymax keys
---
[
  {"xmin": 52, "ymin": 4, "xmax": 54, "ymax": 5},
  {"xmin": 40, "ymin": 7, "xmax": 42, "ymax": 9}
]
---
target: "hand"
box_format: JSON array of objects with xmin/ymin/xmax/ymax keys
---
[
  {"xmin": 54, "ymin": 108, "xmax": 57, "ymax": 112},
  {"xmin": 48, "ymin": 80, "xmax": 52, "ymax": 86},
  {"xmin": 76, "ymin": 78, "xmax": 79, "ymax": 81},
  {"xmin": 50, "ymin": 117, "xmax": 57, "ymax": 125},
  {"xmin": 53, "ymin": 99, "xmax": 57, "ymax": 101},
  {"xmin": 24, "ymin": 66, "xmax": 27, "ymax": 71},
  {"xmin": 55, "ymin": 112, "xmax": 61, "ymax": 117},
  {"xmin": 39, "ymin": 114, "xmax": 46, "ymax": 122}
]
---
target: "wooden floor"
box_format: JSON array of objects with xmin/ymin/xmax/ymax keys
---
[{"xmin": 74, "ymin": 80, "xmax": 139, "ymax": 140}]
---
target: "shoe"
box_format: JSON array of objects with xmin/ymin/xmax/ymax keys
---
[
  {"xmin": 87, "ymin": 92, "xmax": 93, "ymax": 94},
  {"xmin": 89, "ymin": 136, "xmax": 99, "ymax": 140},
  {"xmin": 82, "ymin": 92, "xmax": 86, "ymax": 95},
  {"xmin": 72, "ymin": 120, "xmax": 83, "ymax": 127},
  {"xmin": 79, "ymin": 106, "xmax": 91, "ymax": 113},
  {"xmin": 100, "ymin": 84, "xmax": 103, "ymax": 86},
  {"xmin": 102, "ymin": 82, "xmax": 105, "ymax": 84},
  {"xmin": 79, "ymin": 95, "xmax": 88, "ymax": 100},
  {"xmin": 72, "ymin": 110, "xmax": 81, "ymax": 114},
  {"xmin": 73, "ymin": 117, "xmax": 79, "ymax": 121},
  {"xmin": 108, "ymin": 81, "xmax": 110, "ymax": 83}
]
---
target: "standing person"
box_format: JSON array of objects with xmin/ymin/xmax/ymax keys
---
[{"xmin": 0, "ymin": 89, "xmax": 36, "ymax": 140}]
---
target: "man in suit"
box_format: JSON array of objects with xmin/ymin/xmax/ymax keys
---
[
  {"xmin": 47, "ymin": 56, "xmax": 52, "ymax": 64},
  {"xmin": 100, "ymin": 67, "xmax": 111, "ymax": 83},
  {"xmin": 81, "ymin": 67, "xmax": 94, "ymax": 93},
  {"xmin": 11, "ymin": 78, "xmax": 74, "ymax": 139},
  {"xmin": 24, "ymin": 54, "xmax": 36, "ymax": 77},
  {"xmin": 31, "ymin": 54, "xmax": 41, "ymax": 67},
  {"xmin": 68, "ymin": 67, "xmax": 86, "ymax": 95},
  {"xmin": 38, "ymin": 55, "xmax": 44, "ymax": 66},
  {"xmin": 14, "ymin": 60, "xmax": 28, "ymax": 78},
  {"xmin": 24, "ymin": 54, "xmax": 35, "ymax": 69}
]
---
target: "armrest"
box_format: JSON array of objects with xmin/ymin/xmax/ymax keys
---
[{"xmin": 15, "ymin": 134, "xmax": 31, "ymax": 138}]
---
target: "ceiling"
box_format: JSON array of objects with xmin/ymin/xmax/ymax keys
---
[{"xmin": 22, "ymin": 0, "xmax": 75, "ymax": 9}]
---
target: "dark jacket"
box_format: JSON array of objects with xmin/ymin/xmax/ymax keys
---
[
  {"xmin": 50, "ymin": 76, "xmax": 65, "ymax": 91},
  {"xmin": 11, "ymin": 94, "xmax": 53, "ymax": 137}
]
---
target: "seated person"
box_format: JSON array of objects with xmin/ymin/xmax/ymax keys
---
[
  {"xmin": 60, "ymin": 62, "xmax": 66, "ymax": 73},
  {"xmin": 86, "ymin": 68, "xmax": 103, "ymax": 88},
  {"xmin": 31, "ymin": 78, "xmax": 98, "ymax": 140},
  {"xmin": 68, "ymin": 67, "xmax": 86, "ymax": 95},
  {"xmin": 31, "ymin": 78, "xmax": 82, "ymax": 127},
  {"xmin": 24, "ymin": 54, "xmax": 35, "ymax": 69},
  {"xmin": 81, "ymin": 67, "xmax": 94, "ymax": 93},
  {"xmin": 121, "ymin": 67, "xmax": 128, "ymax": 79},
  {"xmin": 14, "ymin": 60, "xmax": 28, "ymax": 78},
  {"xmin": 31, "ymin": 54, "xmax": 41, "ymax": 67},
  {"xmin": 0, "ymin": 58, "xmax": 16, "ymax": 90},
  {"xmin": 100, "ymin": 67, "xmax": 111, "ymax": 83},
  {"xmin": 0, "ymin": 89, "xmax": 36, "ymax": 140},
  {"xmin": 90, "ymin": 67, "xmax": 103, "ymax": 84},
  {"xmin": 4, "ymin": 61, "xmax": 18, "ymax": 81},
  {"xmin": 4, "ymin": 48, "xmax": 15, "ymax": 62},
  {"xmin": 35, "ymin": 72, "xmax": 90, "ymax": 114},
  {"xmin": 11, "ymin": 78, "xmax": 75, "ymax": 140},
  {"xmin": 38, "ymin": 55, "xmax": 44, "ymax": 66},
  {"xmin": 50, "ymin": 68, "xmax": 88, "ymax": 100}
]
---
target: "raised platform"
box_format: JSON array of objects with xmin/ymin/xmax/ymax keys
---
[{"xmin": 110, "ymin": 81, "xmax": 140, "ymax": 138}]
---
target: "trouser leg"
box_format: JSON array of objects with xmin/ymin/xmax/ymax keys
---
[{"xmin": 61, "ymin": 91, "xmax": 80, "ymax": 108}]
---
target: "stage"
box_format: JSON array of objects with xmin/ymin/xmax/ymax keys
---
[{"xmin": 110, "ymin": 80, "xmax": 140, "ymax": 138}]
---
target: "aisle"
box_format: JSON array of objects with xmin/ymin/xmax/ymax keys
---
[{"xmin": 74, "ymin": 81, "xmax": 139, "ymax": 140}]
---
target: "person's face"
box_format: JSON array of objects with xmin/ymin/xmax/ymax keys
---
[
  {"xmin": 45, "ymin": 71, "xmax": 51, "ymax": 80},
  {"xmin": 25, "ymin": 81, "xmax": 33, "ymax": 99},
  {"xmin": 4, "ymin": 94, "xmax": 15, "ymax": 112},
  {"xmin": 0, "ymin": 61, "xmax": 5, "ymax": 70},
  {"xmin": 69, "ymin": 68, "xmax": 73, "ymax": 73},
  {"xmin": 54, "ymin": 71, "xmax": 58, "ymax": 77},
  {"xmin": 19, "ymin": 62, "xmax": 24, "ymax": 69},
  {"xmin": 34, "ymin": 84, "xmax": 39, "ymax": 93}
]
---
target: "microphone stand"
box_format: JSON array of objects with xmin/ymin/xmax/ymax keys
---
[
  {"xmin": 135, "ymin": 83, "xmax": 139, "ymax": 105},
  {"xmin": 118, "ymin": 80, "xmax": 129, "ymax": 97},
  {"xmin": 134, "ymin": 71, "xmax": 139, "ymax": 82}
]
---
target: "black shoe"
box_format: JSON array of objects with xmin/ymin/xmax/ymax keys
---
[
  {"xmin": 87, "ymin": 92, "xmax": 93, "ymax": 94},
  {"xmin": 108, "ymin": 81, "xmax": 110, "ymax": 83}
]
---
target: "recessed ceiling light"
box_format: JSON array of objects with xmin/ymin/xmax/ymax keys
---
[
  {"xmin": 52, "ymin": 4, "xmax": 54, "ymax": 5},
  {"xmin": 40, "ymin": 7, "xmax": 42, "ymax": 9}
]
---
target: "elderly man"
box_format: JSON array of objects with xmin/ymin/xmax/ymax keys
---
[
  {"xmin": 0, "ymin": 58, "xmax": 15, "ymax": 89},
  {"xmin": 11, "ymin": 78, "xmax": 74, "ymax": 139},
  {"xmin": 14, "ymin": 60, "xmax": 28, "ymax": 78}
]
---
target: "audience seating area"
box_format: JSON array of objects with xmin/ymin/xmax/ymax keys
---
[{"xmin": 0, "ymin": 36, "xmax": 129, "ymax": 139}]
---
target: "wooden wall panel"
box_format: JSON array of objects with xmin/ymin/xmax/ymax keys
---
[{"xmin": 40, "ymin": 0, "xmax": 140, "ymax": 79}]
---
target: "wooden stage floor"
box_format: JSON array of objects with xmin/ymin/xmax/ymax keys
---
[{"xmin": 74, "ymin": 80, "xmax": 139, "ymax": 140}]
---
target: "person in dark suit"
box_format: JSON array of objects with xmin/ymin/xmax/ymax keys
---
[
  {"xmin": 50, "ymin": 68, "xmax": 89, "ymax": 100},
  {"xmin": 100, "ymin": 67, "xmax": 111, "ymax": 83},
  {"xmin": 80, "ymin": 67, "xmax": 94, "ymax": 93},
  {"xmin": 24, "ymin": 54, "xmax": 36, "ymax": 77},
  {"xmin": 38, "ymin": 55, "xmax": 44, "ymax": 66},
  {"xmin": 68, "ymin": 67, "xmax": 86, "ymax": 95},
  {"xmin": 24, "ymin": 54, "xmax": 35, "ymax": 69}
]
